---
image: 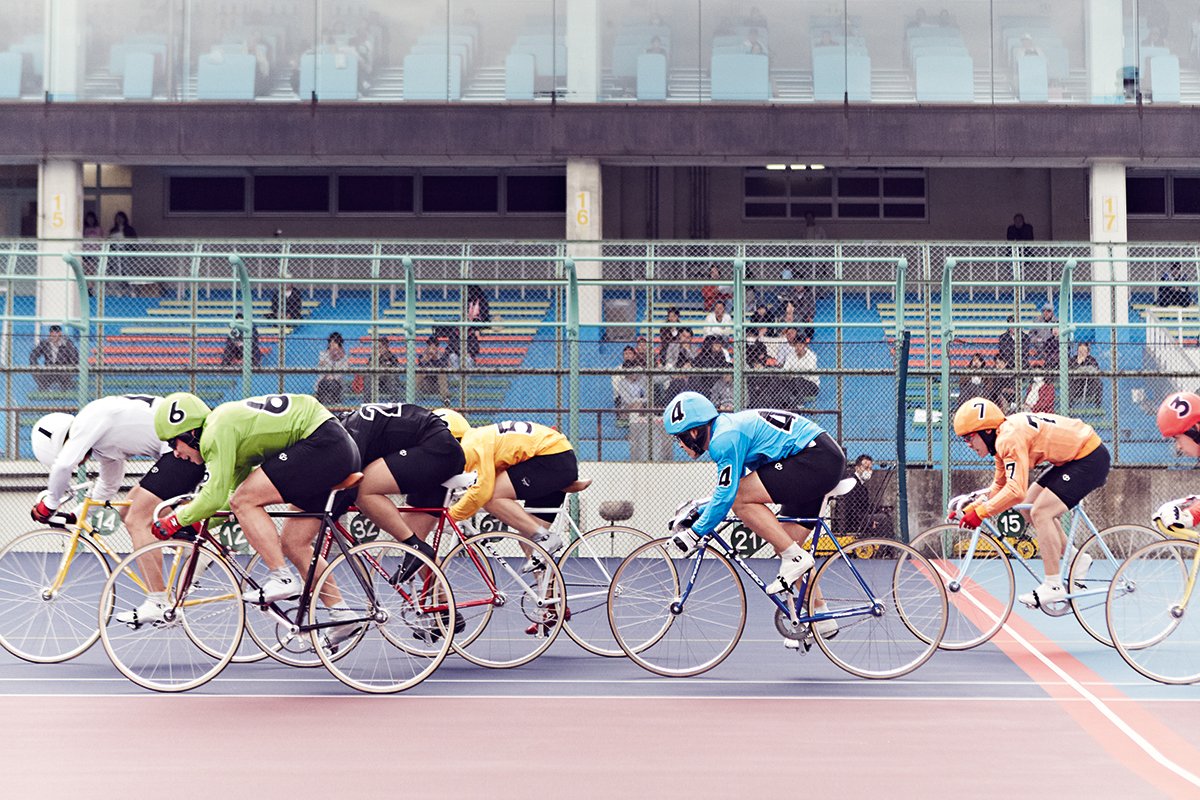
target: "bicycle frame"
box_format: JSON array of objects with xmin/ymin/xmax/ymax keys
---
[{"xmin": 44, "ymin": 497, "xmax": 133, "ymax": 596}]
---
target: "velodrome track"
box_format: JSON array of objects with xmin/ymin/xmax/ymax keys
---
[{"xmin": 1, "ymin": 572, "xmax": 1197, "ymax": 799}]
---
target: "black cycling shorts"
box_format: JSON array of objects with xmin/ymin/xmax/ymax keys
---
[
  {"xmin": 261, "ymin": 419, "xmax": 361, "ymax": 513},
  {"xmin": 137, "ymin": 451, "xmax": 206, "ymax": 501},
  {"xmin": 505, "ymin": 449, "xmax": 579, "ymax": 523},
  {"xmin": 334, "ymin": 427, "xmax": 465, "ymax": 518},
  {"xmin": 1035, "ymin": 443, "xmax": 1110, "ymax": 510},
  {"xmin": 756, "ymin": 432, "xmax": 846, "ymax": 521}
]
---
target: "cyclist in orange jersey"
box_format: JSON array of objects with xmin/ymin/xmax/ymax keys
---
[{"xmin": 952, "ymin": 396, "xmax": 1111, "ymax": 609}]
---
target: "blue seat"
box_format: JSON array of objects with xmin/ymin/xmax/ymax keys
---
[
  {"xmin": 812, "ymin": 48, "xmax": 870, "ymax": 101},
  {"xmin": 1149, "ymin": 54, "xmax": 1181, "ymax": 102},
  {"xmin": 636, "ymin": 52, "xmax": 667, "ymax": 100},
  {"xmin": 298, "ymin": 51, "xmax": 359, "ymax": 101},
  {"xmin": 122, "ymin": 52, "xmax": 156, "ymax": 99},
  {"xmin": 505, "ymin": 52, "xmax": 535, "ymax": 100},
  {"xmin": 197, "ymin": 52, "xmax": 257, "ymax": 100},
  {"xmin": 0, "ymin": 52, "xmax": 22, "ymax": 99},
  {"xmin": 402, "ymin": 52, "xmax": 462, "ymax": 100},
  {"xmin": 914, "ymin": 54, "xmax": 974, "ymax": 102},
  {"xmin": 1016, "ymin": 54, "xmax": 1048, "ymax": 102},
  {"xmin": 710, "ymin": 53, "xmax": 769, "ymax": 101},
  {"xmin": 511, "ymin": 36, "xmax": 566, "ymax": 78}
]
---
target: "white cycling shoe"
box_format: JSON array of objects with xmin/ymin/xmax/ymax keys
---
[
  {"xmin": 1018, "ymin": 580, "xmax": 1067, "ymax": 609},
  {"xmin": 323, "ymin": 608, "xmax": 364, "ymax": 652},
  {"xmin": 115, "ymin": 595, "xmax": 172, "ymax": 626},
  {"xmin": 521, "ymin": 532, "xmax": 565, "ymax": 573},
  {"xmin": 1070, "ymin": 552, "xmax": 1093, "ymax": 587},
  {"xmin": 765, "ymin": 550, "xmax": 816, "ymax": 594},
  {"xmin": 783, "ymin": 613, "xmax": 838, "ymax": 649},
  {"xmin": 243, "ymin": 573, "xmax": 300, "ymax": 605}
]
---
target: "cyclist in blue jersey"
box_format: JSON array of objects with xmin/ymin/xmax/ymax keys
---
[{"xmin": 663, "ymin": 391, "xmax": 845, "ymax": 644}]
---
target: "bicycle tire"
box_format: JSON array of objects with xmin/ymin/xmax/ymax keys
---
[
  {"xmin": 812, "ymin": 538, "xmax": 947, "ymax": 680},
  {"xmin": 442, "ymin": 531, "xmax": 566, "ymax": 668},
  {"xmin": 906, "ymin": 524, "xmax": 1014, "ymax": 650},
  {"xmin": 557, "ymin": 525, "xmax": 674, "ymax": 657},
  {"xmin": 240, "ymin": 552, "xmax": 325, "ymax": 667},
  {"xmin": 609, "ymin": 538, "xmax": 745, "ymax": 678},
  {"xmin": 1071, "ymin": 524, "xmax": 1164, "ymax": 646},
  {"xmin": 0, "ymin": 528, "xmax": 112, "ymax": 663},
  {"xmin": 99, "ymin": 540, "xmax": 244, "ymax": 692},
  {"xmin": 312, "ymin": 541, "xmax": 454, "ymax": 693},
  {"xmin": 1107, "ymin": 539, "xmax": 1200, "ymax": 685}
]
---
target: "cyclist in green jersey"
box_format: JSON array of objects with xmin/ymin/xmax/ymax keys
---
[{"xmin": 150, "ymin": 392, "xmax": 362, "ymax": 642}]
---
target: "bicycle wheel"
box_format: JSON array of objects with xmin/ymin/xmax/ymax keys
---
[
  {"xmin": 1107, "ymin": 539, "xmax": 1199, "ymax": 685},
  {"xmin": 557, "ymin": 525, "xmax": 672, "ymax": 657},
  {"xmin": 1071, "ymin": 525, "xmax": 1164, "ymax": 646},
  {"xmin": 312, "ymin": 541, "xmax": 454, "ymax": 693},
  {"xmin": 907, "ymin": 524, "xmax": 1014, "ymax": 650},
  {"xmin": 240, "ymin": 553, "xmax": 325, "ymax": 667},
  {"xmin": 440, "ymin": 531, "xmax": 566, "ymax": 668},
  {"xmin": 609, "ymin": 539, "xmax": 745, "ymax": 678},
  {"xmin": 99, "ymin": 541, "xmax": 244, "ymax": 692},
  {"xmin": 0, "ymin": 529, "xmax": 111, "ymax": 663},
  {"xmin": 811, "ymin": 539, "xmax": 947, "ymax": 679}
]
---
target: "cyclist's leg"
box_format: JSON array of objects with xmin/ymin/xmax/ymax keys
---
[
  {"xmin": 120, "ymin": 451, "xmax": 206, "ymax": 602},
  {"xmin": 356, "ymin": 436, "xmax": 464, "ymax": 546},
  {"xmin": 1025, "ymin": 483, "xmax": 1068, "ymax": 577},
  {"xmin": 1028, "ymin": 444, "xmax": 1111, "ymax": 581},
  {"xmin": 484, "ymin": 450, "xmax": 579, "ymax": 541},
  {"xmin": 279, "ymin": 514, "xmax": 345, "ymax": 606},
  {"xmin": 230, "ymin": 470, "xmax": 290, "ymax": 571}
]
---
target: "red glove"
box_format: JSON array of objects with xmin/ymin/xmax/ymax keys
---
[
  {"xmin": 152, "ymin": 513, "xmax": 197, "ymax": 540},
  {"xmin": 31, "ymin": 499, "xmax": 77, "ymax": 529},
  {"xmin": 959, "ymin": 504, "xmax": 984, "ymax": 530}
]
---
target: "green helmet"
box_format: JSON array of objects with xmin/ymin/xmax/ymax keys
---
[{"xmin": 155, "ymin": 392, "xmax": 211, "ymax": 442}]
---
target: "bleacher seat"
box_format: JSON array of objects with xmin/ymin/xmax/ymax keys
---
[
  {"xmin": 636, "ymin": 53, "xmax": 667, "ymax": 100},
  {"xmin": 122, "ymin": 52, "xmax": 156, "ymax": 100},
  {"xmin": 710, "ymin": 53, "xmax": 769, "ymax": 101},
  {"xmin": 403, "ymin": 52, "xmax": 462, "ymax": 100},
  {"xmin": 812, "ymin": 48, "xmax": 870, "ymax": 102},
  {"xmin": 511, "ymin": 35, "xmax": 566, "ymax": 78},
  {"xmin": 1016, "ymin": 54, "xmax": 1048, "ymax": 102},
  {"xmin": 1148, "ymin": 54, "xmax": 1181, "ymax": 102},
  {"xmin": 299, "ymin": 51, "xmax": 359, "ymax": 101},
  {"xmin": 197, "ymin": 51, "xmax": 257, "ymax": 100},
  {"xmin": 505, "ymin": 53, "xmax": 536, "ymax": 100},
  {"xmin": 914, "ymin": 54, "xmax": 973, "ymax": 102},
  {"xmin": 0, "ymin": 52, "xmax": 21, "ymax": 99}
]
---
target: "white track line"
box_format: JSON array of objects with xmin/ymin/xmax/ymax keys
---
[
  {"xmin": 956, "ymin": 582, "xmax": 1200, "ymax": 789},
  {"xmin": 0, "ymin": 692, "xmax": 1194, "ymax": 702}
]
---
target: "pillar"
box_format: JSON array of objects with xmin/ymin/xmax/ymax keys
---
[
  {"xmin": 36, "ymin": 160, "xmax": 83, "ymax": 325},
  {"xmin": 46, "ymin": 0, "xmax": 84, "ymax": 101},
  {"xmin": 567, "ymin": 158, "xmax": 602, "ymax": 326},
  {"xmin": 1088, "ymin": 162, "xmax": 1127, "ymax": 327},
  {"xmin": 1085, "ymin": 0, "xmax": 1125, "ymax": 104},
  {"xmin": 565, "ymin": 0, "xmax": 600, "ymax": 102}
]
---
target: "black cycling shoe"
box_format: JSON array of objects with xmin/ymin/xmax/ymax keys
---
[
  {"xmin": 390, "ymin": 537, "xmax": 437, "ymax": 585},
  {"xmin": 412, "ymin": 610, "xmax": 466, "ymax": 643}
]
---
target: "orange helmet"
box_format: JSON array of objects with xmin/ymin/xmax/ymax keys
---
[
  {"xmin": 1156, "ymin": 392, "xmax": 1200, "ymax": 437},
  {"xmin": 953, "ymin": 397, "xmax": 1006, "ymax": 436}
]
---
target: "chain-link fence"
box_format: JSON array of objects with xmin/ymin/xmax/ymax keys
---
[{"xmin": 1, "ymin": 238, "xmax": 1198, "ymax": 546}]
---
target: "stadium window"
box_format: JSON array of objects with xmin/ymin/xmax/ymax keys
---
[
  {"xmin": 1126, "ymin": 174, "xmax": 1167, "ymax": 216},
  {"xmin": 422, "ymin": 174, "xmax": 499, "ymax": 213},
  {"xmin": 1171, "ymin": 176, "xmax": 1200, "ymax": 216},
  {"xmin": 168, "ymin": 175, "xmax": 247, "ymax": 213},
  {"xmin": 254, "ymin": 174, "xmax": 330, "ymax": 213},
  {"xmin": 506, "ymin": 174, "xmax": 566, "ymax": 213},
  {"xmin": 743, "ymin": 167, "xmax": 925, "ymax": 220},
  {"xmin": 337, "ymin": 175, "xmax": 414, "ymax": 213}
]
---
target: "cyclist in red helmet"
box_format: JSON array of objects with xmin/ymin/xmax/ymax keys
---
[{"xmin": 1151, "ymin": 392, "xmax": 1200, "ymax": 533}]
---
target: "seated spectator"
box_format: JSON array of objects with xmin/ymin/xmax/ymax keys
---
[
  {"xmin": 271, "ymin": 285, "xmax": 304, "ymax": 320},
  {"xmin": 769, "ymin": 326, "xmax": 799, "ymax": 366},
  {"xmin": 658, "ymin": 307, "xmax": 682, "ymax": 355},
  {"xmin": 1006, "ymin": 212, "xmax": 1035, "ymax": 241},
  {"xmin": 703, "ymin": 299, "xmax": 733, "ymax": 340},
  {"xmin": 1023, "ymin": 374, "xmax": 1055, "ymax": 413},
  {"xmin": 957, "ymin": 353, "xmax": 989, "ymax": 399},
  {"xmin": 657, "ymin": 325, "xmax": 694, "ymax": 369},
  {"xmin": 29, "ymin": 324, "xmax": 78, "ymax": 391},
  {"xmin": 700, "ymin": 265, "xmax": 732, "ymax": 311},
  {"xmin": 745, "ymin": 340, "xmax": 780, "ymax": 407},
  {"xmin": 613, "ymin": 345, "xmax": 652, "ymax": 460},
  {"xmin": 692, "ymin": 334, "xmax": 730, "ymax": 397},
  {"xmin": 989, "ymin": 353, "xmax": 1019, "ymax": 412},
  {"xmin": 997, "ymin": 316, "xmax": 1020, "ymax": 367},
  {"xmin": 743, "ymin": 28, "xmax": 767, "ymax": 54},
  {"xmin": 219, "ymin": 313, "xmax": 263, "ymax": 368},
  {"xmin": 782, "ymin": 334, "xmax": 820, "ymax": 404},
  {"xmin": 416, "ymin": 335, "xmax": 451, "ymax": 401},
  {"xmin": 838, "ymin": 455, "xmax": 893, "ymax": 536},
  {"xmin": 1026, "ymin": 303, "xmax": 1058, "ymax": 365},
  {"xmin": 1069, "ymin": 341, "xmax": 1102, "ymax": 408},
  {"xmin": 749, "ymin": 302, "xmax": 773, "ymax": 331},
  {"xmin": 315, "ymin": 331, "xmax": 349, "ymax": 406},
  {"xmin": 645, "ymin": 36, "xmax": 668, "ymax": 55},
  {"xmin": 1158, "ymin": 263, "xmax": 1194, "ymax": 307},
  {"xmin": 373, "ymin": 335, "xmax": 402, "ymax": 399},
  {"xmin": 633, "ymin": 335, "xmax": 650, "ymax": 368}
]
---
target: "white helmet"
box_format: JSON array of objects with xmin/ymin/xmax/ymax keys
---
[{"xmin": 31, "ymin": 412, "xmax": 75, "ymax": 467}]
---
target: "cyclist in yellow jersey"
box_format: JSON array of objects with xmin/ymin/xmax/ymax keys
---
[{"xmin": 952, "ymin": 396, "xmax": 1110, "ymax": 608}]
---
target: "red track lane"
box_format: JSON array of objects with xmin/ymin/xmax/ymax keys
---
[
  {"xmin": 0, "ymin": 696, "xmax": 1188, "ymax": 799},
  {"xmin": 943, "ymin": 576, "xmax": 1200, "ymax": 798}
]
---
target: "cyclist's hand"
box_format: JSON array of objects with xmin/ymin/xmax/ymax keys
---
[
  {"xmin": 947, "ymin": 490, "xmax": 986, "ymax": 522},
  {"xmin": 152, "ymin": 513, "xmax": 198, "ymax": 540},
  {"xmin": 1151, "ymin": 497, "xmax": 1199, "ymax": 534},
  {"xmin": 31, "ymin": 500, "xmax": 76, "ymax": 529},
  {"xmin": 959, "ymin": 504, "xmax": 984, "ymax": 530},
  {"xmin": 669, "ymin": 497, "xmax": 707, "ymax": 532}
]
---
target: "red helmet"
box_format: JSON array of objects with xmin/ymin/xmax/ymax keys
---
[{"xmin": 1156, "ymin": 392, "xmax": 1200, "ymax": 437}]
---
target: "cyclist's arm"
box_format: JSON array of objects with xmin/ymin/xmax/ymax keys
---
[
  {"xmin": 90, "ymin": 456, "xmax": 127, "ymax": 502},
  {"xmin": 449, "ymin": 441, "xmax": 495, "ymax": 522},
  {"xmin": 691, "ymin": 432, "xmax": 745, "ymax": 536},
  {"xmin": 45, "ymin": 427, "xmax": 105, "ymax": 508},
  {"xmin": 176, "ymin": 427, "xmax": 238, "ymax": 527},
  {"xmin": 979, "ymin": 447, "xmax": 1029, "ymax": 519}
]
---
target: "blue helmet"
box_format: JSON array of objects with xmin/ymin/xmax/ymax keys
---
[{"xmin": 663, "ymin": 391, "xmax": 719, "ymax": 434}]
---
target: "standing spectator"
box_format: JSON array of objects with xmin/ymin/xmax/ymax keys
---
[
  {"xmin": 838, "ymin": 455, "xmax": 893, "ymax": 536},
  {"xmin": 373, "ymin": 335, "xmax": 402, "ymax": 399},
  {"xmin": 465, "ymin": 285, "xmax": 491, "ymax": 365},
  {"xmin": 315, "ymin": 331, "xmax": 349, "ymax": 407},
  {"xmin": 782, "ymin": 334, "xmax": 820, "ymax": 404},
  {"xmin": 997, "ymin": 316, "xmax": 1021, "ymax": 368},
  {"xmin": 271, "ymin": 285, "xmax": 304, "ymax": 320},
  {"xmin": 29, "ymin": 324, "xmax": 78, "ymax": 391},
  {"xmin": 108, "ymin": 211, "xmax": 137, "ymax": 239},
  {"xmin": 1157, "ymin": 263, "xmax": 1194, "ymax": 307},
  {"xmin": 1023, "ymin": 373, "xmax": 1055, "ymax": 413},
  {"xmin": 219, "ymin": 313, "xmax": 262, "ymax": 368},
  {"xmin": 702, "ymin": 299, "xmax": 733, "ymax": 340},
  {"xmin": 700, "ymin": 265, "xmax": 732, "ymax": 311},
  {"xmin": 1069, "ymin": 341, "xmax": 1102, "ymax": 408},
  {"xmin": 1006, "ymin": 213, "xmax": 1034, "ymax": 241},
  {"xmin": 613, "ymin": 345, "xmax": 651, "ymax": 460},
  {"xmin": 82, "ymin": 211, "xmax": 103, "ymax": 238},
  {"xmin": 415, "ymin": 335, "xmax": 451, "ymax": 402},
  {"xmin": 802, "ymin": 211, "xmax": 827, "ymax": 240}
]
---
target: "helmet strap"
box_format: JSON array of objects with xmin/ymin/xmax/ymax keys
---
[
  {"xmin": 1185, "ymin": 429, "xmax": 1200, "ymax": 446},
  {"xmin": 979, "ymin": 429, "xmax": 998, "ymax": 456},
  {"xmin": 678, "ymin": 423, "xmax": 712, "ymax": 455}
]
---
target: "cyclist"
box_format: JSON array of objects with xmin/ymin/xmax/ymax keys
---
[
  {"xmin": 151, "ymin": 392, "xmax": 362, "ymax": 644},
  {"xmin": 952, "ymin": 395, "xmax": 1109, "ymax": 609},
  {"xmin": 30, "ymin": 395, "xmax": 206, "ymax": 625},
  {"xmin": 661, "ymin": 391, "xmax": 845, "ymax": 643},
  {"xmin": 1150, "ymin": 391, "xmax": 1200, "ymax": 532}
]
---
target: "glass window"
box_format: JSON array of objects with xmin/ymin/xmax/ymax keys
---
[
  {"xmin": 1172, "ymin": 177, "xmax": 1200, "ymax": 216},
  {"xmin": 506, "ymin": 175, "xmax": 566, "ymax": 213},
  {"xmin": 1127, "ymin": 176, "xmax": 1166, "ymax": 216},
  {"xmin": 883, "ymin": 176, "xmax": 926, "ymax": 198},
  {"xmin": 744, "ymin": 166, "xmax": 926, "ymax": 221},
  {"xmin": 337, "ymin": 175, "xmax": 414, "ymax": 213},
  {"xmin": 839, "ymin": 176, "xmax": 880, "ymax": 198},
  {"xmin": 254, "ymin": 175, "xmax": 330, "ymax": 213},
  {"xmin": 745, "ymin": 174, "xmax": 789, "ymax": 196},
  {"xmin": 746, "ymin": 202, "xmax": 788, "ymax": 218},
  {"xmin": 422, "ymin": 175, "xmax": 499, "ymax": 213},
  {"xmin": 169, "ymin": 176, "xmax": 246, "ymax": 213}
]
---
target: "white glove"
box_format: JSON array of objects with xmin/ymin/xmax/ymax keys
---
[
  {"xmin": 947, "ymin": 490, "xmax": 988, "ymax": 522},
  {"xmin": 1151, "ymin": 496, "xmax": 1199, "ymax": 533},
  {"xmin": 668, "ymin": 497, "xmax": 709, "ymax": 533}
]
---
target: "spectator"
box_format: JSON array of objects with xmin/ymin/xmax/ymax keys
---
[
  {"xmin": 1027, "ymin": 303, "xmax": 1059, "ymax": 366},
  {"xmin": 465, "ymin": 285, "xmax": 491, "ymax": 364},
  {"xmin": 107, "ymin": 211, "xmax": 138, "ymax": 287},
  {"xmin": 839, "ymin": 454, "xmax": 893, "ymax": 536},
  {"xmin": 745, "ymin": 339, "xmax": 780, "ymax": 407},
  {"xmin": 782, "ymin": 334, "xmax": 820, "ymax": 404},
  {"xmin": 997, "ymin": 315, "xmax": 1020, "ymax": 367},
  {"xmin": 1023, "ymin": 373, "xmax": 1055, "ymax": 413},
  {"xmin": 1018, "ymin": 33, "xmax": 1043, "ymax": 57},
  {"xmin": 702, "ymin": 299, "xmax": 733, "ymax": 340},
  {"xmin": 1069, "ymin": 341, "xmax": 1103, "ymax": 408},
  {"xmin": 742, "ymin": 28, "xmax": 766, "ymax": 55},
  {"xmin": 415, "ymin": 335, "xmax": 451, "ymax": 402},
  {"xmin": 82, "ymin": 211, "xmax": 103, "ymax": 238},
  {"xmin": 802, "ymin": 211, "xmax": 827, "ymax": 240},
  {"xmin": 990, "ymin": 353, "xmax": 1019, "ymax": 412},
  {"xmin": 957, "ymin": 353, "xmax": 990, "ymax": 400},
  {"xmin": 613, "ymin": 345, "xmax": 651, "ymax": 460},
  {"xmin": 658, "ymin": 325, "xmax": 695, "ymax": 369},
  {"xmin": 108, "ymin": 211, "xmax": 137, "ymax": 239},
  {"xmin": 777, "ymin": 295, "xmax": 816, "ymax": 342},
  {"xmin": 692, "ymin": 334, "xmax": 730, "ymax": 397},
  {"xmin": 373, "ymin": 335, "xmax": 402, "ymax": 399},
  {"xmin": 711, "ymin": 373, "xmax": 735, "ymax": 412},
  {"xmin": 658, "ymin": 307, "xmax": 682, "ymax": 357},
  {"xmin": 770, "ymin": 326, "xmax": 800, "ymax": 366},
  {"xmin": 937, "ymin": 9, "xmax": 957, "ymax": 28},
  {"xmin": 1006, "ymin": 212, "xmax": 1034, "ymax": 241},
  {"xmin": 1158, "ymin": 263, "xmax": 1194, "ymax": 307},
  {"xmin": 219, "ymin": 313, "xmax": 263, "ymax": 368},
  {"xmin": 271, "ymin": 285, "xmax": 304, "ymax": 320},
  {"xmin": 315, "ymin": 331, "xmax": 349, "ymax": 407},
  {"xmin": 645, "ymin": 35, "xmax": 667, "ymax": 55},
  {"xmin": 29, "ymin": 324, "xmax": 78, "ymax": 391},
  {"xmin": 749, "ymin": 302, "xmax": 773, "ymax": 331},
  {"xmin": 632, "ymin": 335, "xmax": 650, "ymax": 368},
  {"xmin": 700, "ymin": 265, "xmax": 732, "ymax": 311}
]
